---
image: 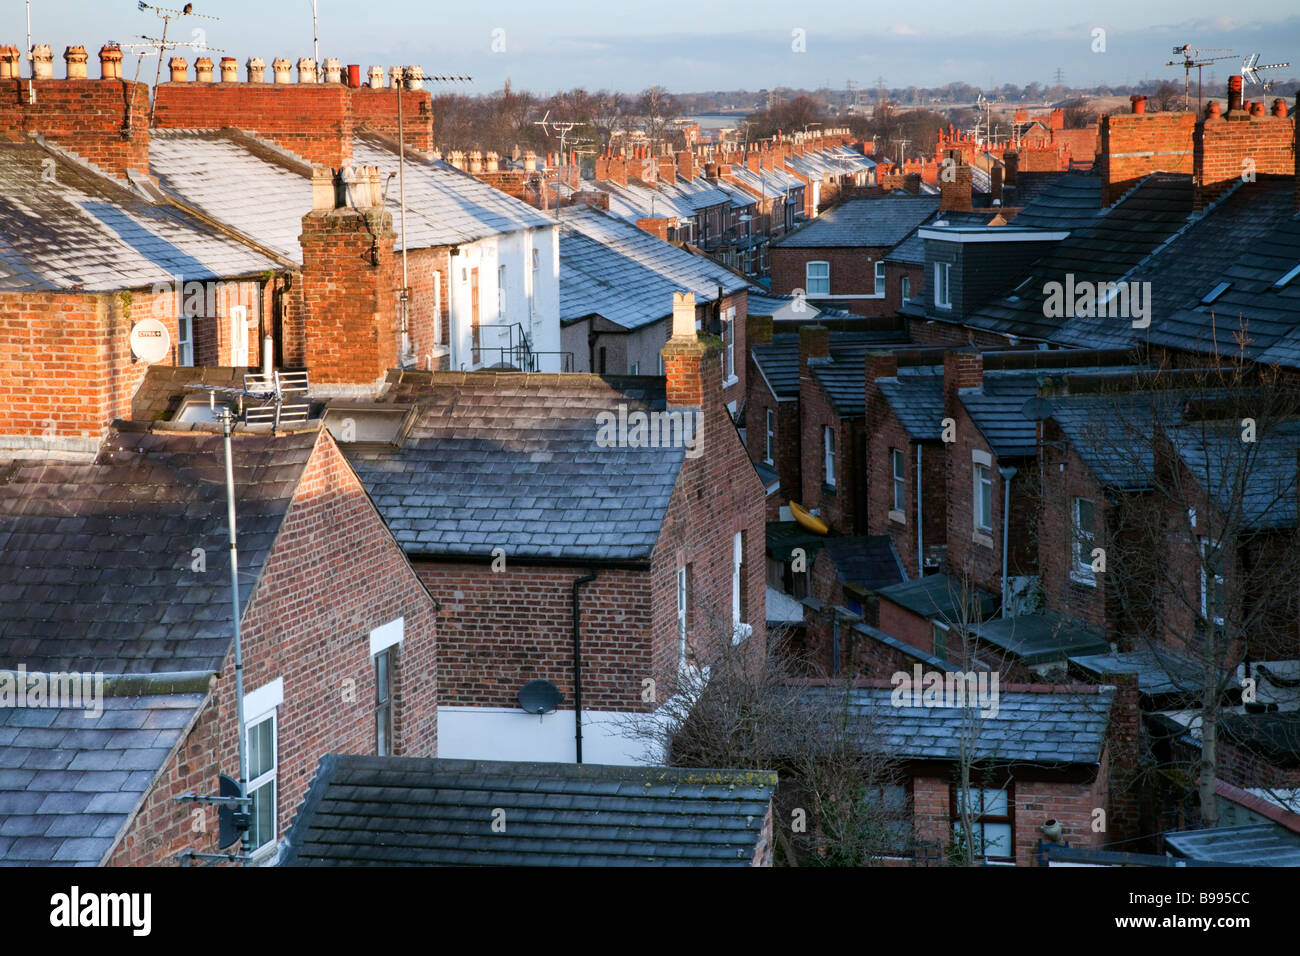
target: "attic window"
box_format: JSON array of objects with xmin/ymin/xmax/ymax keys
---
[
  {"xmin": 1202, "ymin": 281, "xmax": 1232, "ymax": 304},
  {"xmin": 1273, "ymin": 264, "xmax": 1300, "ymax": 289}
]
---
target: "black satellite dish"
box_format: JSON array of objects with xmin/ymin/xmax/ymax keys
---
[
  {"xmin": 1021, "ymin": 396, "xmax": 1054, "ymax": 422},
  {"xmin": 517, "ymin": 680, "xmax": 563, "ymax": 715},
  {"xmin": 217, "ymin": 774, "xmax": 250, "ymax": 849}
]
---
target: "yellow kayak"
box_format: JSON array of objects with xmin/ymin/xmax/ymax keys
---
[{"xmin": 790, "ymin": 501, "xmax": 829, "ymax": 535}]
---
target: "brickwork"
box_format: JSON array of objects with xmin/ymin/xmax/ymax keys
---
[
  {"xmin": 770, "ymin": 246, "xmax": 892, "ymax": 317},
  {"xmin": 1099, "ymin": 112, "xmax": 1196, "ymax": 206},
  {"xmin": 0, "ymin": 78, "xmax": 150, "ymax": 179},
  {"xmin": 106, "ymin": 430, "xmax": 439, "ymax": 865}
]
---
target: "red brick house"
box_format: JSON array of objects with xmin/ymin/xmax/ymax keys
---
[
  {"xmin": 331, "ymin": 298, "xmax": 767, "ymax": 765},
  {"xmin": 0, "ymin": 420, "xmax": 439, "ymax": 865}
]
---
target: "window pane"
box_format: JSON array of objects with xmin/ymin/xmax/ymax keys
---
[
  {"xmin": 982, "ymin": 822, "xmax": 1012, "ymax": 858},
  {"xmin": 248, "ymin": 781, "xmax": 274, "ymax": 850},
  {"xmin": 248, "ymin": 718, "xmax": 273, "ymax": 779},
  {"xmin": 982, "ymin": 787, "xmax": 1008, "ymax": 816}
]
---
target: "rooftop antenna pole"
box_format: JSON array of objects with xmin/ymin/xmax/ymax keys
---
[
  {"xmin": 397, "ymin": 66, "xmax": 410, "ymax": 362},
  {"xmin": 25, "ymin": 0, "xmax": 34, "ymax": 104},
  {"xmin": 310, "ymin": 0, "xmax": 319, "ymax": 80},
  {"xmin": 220, "ymin": 405, "xmax": 250, "ymax": 857},
  {"xmin": 137, "ymin": 4, "xmax": 221, "ymax": 125}
]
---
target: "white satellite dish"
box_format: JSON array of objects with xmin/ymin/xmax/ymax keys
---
[{"xmin": 130, "ymin": 317, "xmax": 172, "ymax": 363}]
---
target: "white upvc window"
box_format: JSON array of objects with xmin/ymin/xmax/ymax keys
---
[
  {"xmin": 433, "ymin": 270, "xmax": 443, "ymax": 346},
  {"xmin": 497, "ymin": 264, "xmax": 507, "ymax": 319},
  {"xmin": 874, "ymin": 260, "xmax": 886, "ymax": 296},
  {"xmin": 806, "ymin": 260, "xmax": 830, "ymax": 296},
  {"xmin": 823, "ymin": 426, "xmax": 836, "ymax": 488},
  {"xmin": 934, "ymin": 262, "xmax": 952, "ymax": 309},
  {"xmin": 900, "ymin": 275, "xmax": 911, "ymax": 303},
  {"xmin": 721, "ymin": 306, "xmax": 736, "ymax": 383},
  {"xmin": 243, "ymin": 678, "xmax": 282, "ymax": 857},
  {"xmin": 764, "ymin": 408, "xmax": 776, "ymax": 465},
  {"xmin": 530, "ymin": 248, "xmax": 539, "ymax": 319},
  {"xmin": 1073, "ymin": 496, "xmax": 1097, "ymax": 584},
  {"xmin": 677, "ymin": 565, "xmax": 689, "ymax": 665},
  {"xmin": 177, "ymin": 315, "xmax": 194, "ymax": 367},
  {"xmin": 1201, "ymin": 539, "xmax": 1225, "ymax": 627},
  {"xmin": 229, "ymin": 304, "xmax": 250, "ymax": 367},
  {"xmin": 974, "ymin": 464, "xmax": 993, "ymax": 532},
  {"xmin": 731, "ymin": 531, "xmax": 751, "ymax": 644},
  {"xmin": 892, "ymin": 448, "xmax": 906, "ymax": 514}
]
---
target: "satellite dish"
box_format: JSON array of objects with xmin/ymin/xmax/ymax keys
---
[
  {"xmin": 216, "ymin": 774, "xmax": 249, "ymax": 849},
  {"xmin": 1021, "ymin": 396, "xmax": 1054, "ymax": 422},
  {"xmin": 517, "ymin": 679, "xmax": 563, "ymax": 715},
  {"xmin": 129, "ymin": 317, "xmax": 171, "ymax": 363}
]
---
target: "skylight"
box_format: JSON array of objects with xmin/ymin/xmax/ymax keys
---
[
  {"xmin": 1201, "ymin": 281, "xmax": 1232, "ymax": 304},
  {"xmin": 1274, "ymin": 263, "xmax": 1300, "ymax": 289}
]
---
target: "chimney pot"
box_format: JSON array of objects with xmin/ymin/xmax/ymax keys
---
[
  {"xmin": 311, "ymin": 166, "xmax": 337, "ymax": 210},
  {"xmin": 246, "ymin": 56, "xmax": 266, "ymax": 83},
  {"xmin": 1249, "ymin": 100, "xmax": 1266, "ymax": 117},
  {"xmin": 0, "ymin": 45, "xmax": 19, "ymax": 80},
  {"xmin": 219, "ymin": 56, "xmax": 238, "ymax": 82},
  {"xmin": 468, "ymin": 150, "xmax": 483, "ymax": 174},
  {"xmin": 297, "ymin": 57, "xmax": 317, "ymax": 83},
  {"xmin": 367, "ymin": 65, "xmax": 383, "ymax": 88},
  {"xmin": 1273, "ymin": 98, "xmax": 1288, "ymax": 118},
  {"xmin": 404, "ymin": 65, "xmax": 424, "ymax": 90},
  {"xmin": 1227, "ymin": 74, "xmax": 1244, "ymax": 113},
  {"xmin": 272, "ymin": 57, "xmax": 292, "ymax": 84},
  {"xmin": 671, "ymin": 291, "xmax": 697, "ymax": 340},
  {"xmin": 323, "ymin": 57, "xmax": 342, "ymax": 83},
  {"xmin": 30, "ymin": 44, "xmax": 54, "ymax": 80},
  {"xmin": 1205, "ymin": 100, "xmax": 1222, "ymax": 119},
  {"xmin": 97, "ymin": 43, "xmax": 122, "ymax": 80},
  {"xmin": 194, "ymin": 56, "xmax": 213, "ymax": 82},
  {"xmin": 346, "ymin": 63, "xmax": 361, "ymax": 87},
  {"xmin": 1129, "ymin": 94, "xmax": 1147, "ymax": 114},
  {"xmin": 63, "ymin": 44, "xmax": 87, "ymax": 80},
  {"xmin": 169, "ymin": 56, "xmax": 188, "ymax": 83},
  {"xmin": 389, "ymin": 65, "xmax": 403, "ymax": 88}
]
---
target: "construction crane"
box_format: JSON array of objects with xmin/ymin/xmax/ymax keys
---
[{"xmin": 1166, "ymin": 45, "xmax": 1236, "ymax": 111}]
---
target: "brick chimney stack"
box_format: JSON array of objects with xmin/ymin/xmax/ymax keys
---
[
  {"xmin": 1193, "ymin": 77, "xmax": 1295, "ymax": 210},
  {"xmin": 662, "ymin": 292, "xmax": 721, "ymax": 413},
  {"xmin": 798, "ymin": 325, "xmax": 830, "ymax": 382},
  {"xmin": 939, "ymin": 149, "xmax": 973, "ymax": 212},
  {"xmin": 943, "ymin": 348, "xmax": 983, "ymax": 412},
  {"xmin": 299, "ymin": 165, "xmax": 399, "ymax": 385},
  {"xmin": 676, "ymin": 150, "xmax": 695, "ymax": 181}
]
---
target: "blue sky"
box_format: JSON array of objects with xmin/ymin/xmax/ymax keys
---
[{"xmin": 5, "ymin": 1, "xmax": 1298, "ymax": 94}]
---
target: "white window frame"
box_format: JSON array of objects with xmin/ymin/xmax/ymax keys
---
[
  {"xmin": 530, "ymin": 248, "xmax": 539, "ymax": 319},
  {"xmin": 1072, "ymin": 496, "xmax": 1097, "ymax": 585},
  {"xmin": 629, "ymin": 361, "xmax": 639, "ymax": 375},
  {"xmin": 243, "ymin": 676, "xmax": 283, "ymax": 859},
  {"xmin": 721, "ymin": 306, "xmax": 736, "ymax": 384},
  {"xmin": 229, "ymin": 304, "xmax": 250, "ymax": 367},
  {"xmin": 497, "ymin": 264, "xmax": 507, "ymax": 320},
  {"xmin": 764, "ymin": 408, "xmax": 776, "ymax": 465},
  {"xmin": 891, "ymin": 448, "xmax": 906, "ymax": 517},
  {"xmin": 934, "ymin": 262, "xmax": 952, "ymax": 310},
  {"xmin": 433, "ymin": 270, "xmax": 443, "ymax": 346},
  {"xmin": 874, "ymin": 259, "xmax": 886, "ymax": 296},
  {"xmin": 1200, "ymin": 539, "xmax": 1225, "ymax": 627},
  {"xmin": 677, "ymin": 566, "xmax": 689, "ymax": 665},
  {"xmin": 806, "ymin": 260, "xmax": 830, "ymax": 296},
  {"xmin": 973, "ymin": 463, "xmax": 993, "ymax": 532},
  {"xmin": 823, "ymin": 426, "xmax": 836, "ymax": 488},
  {"xmin": 177, "ymin": 315, "xmax": 194, "ymax": 367},
  {"xmin": 900, "ymin": 275, "xmax": 911, "ymax": 303},
  {"xmin": 731, "ymin": 531, "xmax": 751, "ymax": 644}
]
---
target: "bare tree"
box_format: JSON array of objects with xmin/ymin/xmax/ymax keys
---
[{"xmin": 636, "ymin": 85, "xmax": 680, "ymax": 155}]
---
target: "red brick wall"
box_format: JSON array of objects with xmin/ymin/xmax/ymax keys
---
[
  {"xmin": 744, "ymin": 350, "xmax": 798, "ymax": 519},
  {"xmin": 799, "ymin": 372, "xmax": 862, "ymax": 533},
  {"xmin": 350, "ymin": 87, "xmax": 434, "ymax": 153},
  {"xmin": 1038, "ymin": 434, "xmax": 1110, "ymax": 633},
  {"xmin": 943, "ymin": 399, "xmax": 1003, "ymax": 596},
  {"xmin": 153, "ymin": 83, "xmax": 354, "ymax": 168},
  {"xmin": 771, "ymin": 246, "xmax": 892, "ymax": 316},
  {"xmin": 876, "ymin": 598, "xmax": 936, "ymax": 655},
  {"xmin": 883, "ymin": 261, "xmax": 923, "ymax": 318},
  {"xmin": 402, "ymin": 247, "xmax": 450, "ymax": 368},
  {"xmin": 299, "ymin": 206, "xmax": 399, "ymax": 384},
  {"xmin": 0, "ymin": 78, "xmax": 150, "ymax": 178},
  {"xmin": 1100, "ymin": 112, "xmax": 1196, "ymax": 206},
  {"xmin": 1194, "ymin": 112, "xmax": 1295, "ymax": 209},
  {"xmin": 863, "ymin": 401, "xmax": 947, "ymax": 579},
  {"xmin": 106, "ymin": 430, "xmax": 440, "ymax": 865}
]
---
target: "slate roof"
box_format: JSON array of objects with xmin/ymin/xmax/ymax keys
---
[
  {"xmin": 751, "ymin": 331, "xmax": 910, "ymax": 400},
  {"xmin": 969, "ymin": 611, "xmax": 1109, "ymax": 666},
  {"xmin": 1069, "ymin": 647, "xmax": 1203, "ymax": 699},
  {"xmin": 341, "ymin": 372, "xmax": 685, "ymax": 562},
  {"xmin": 559, "ymin": 210, "xmax": 746, "ymax": 329},
  {"xmin": 1164, "ymin": 825, "xmax": 1300, "ymax": 866},
  {"xmin": 149, "ymin": 130, "xmax": 553, "ymax": 264},
  {"xmin": 818, "ymin": 685, "xmax": 1115, "ymax": 765},
  {"xmin": 1167, "ymin": 418, "xmax": 1300, "ymax": 531},
  {"xmin": 0, "ymin": 686, "xmax": 206, "ymax": 866},
  {"xmin": 1007, "ymin": 174, "xmax": 1103, "ymax": 232},
  {"xmin": 775, "ymin": 196, "xmax": 939, "ymax": 249},
  {"xmin": 962, "ymin": 175, "xmax": 1194, "ymax": 342},
  {"xmin": 590, "ymin": 180, "xmax": 697, "ymax": 225},
  {"xmin": 1220, "ymin": 711, "xmax": 1300, "ymax": 768},
  {"xmin": 1047, "ymin": 389, "xmax": 1191, "ymax": 490},
  {"xmin": 822, "ymin": 536, "xmax": 908, "ymax": 593},
  {"xmin": 281, "ymin": 756, "xmax": 776, "ymax": 866},
  {"xmin": 885, "ymin": 210, "xmax": 1000, "ymax": 265},
  {"xmin": 0, "ymin": 423, "xmax": 319, "ymax": 673},
  {"xmin": 0, "ymin": 141, "xmax": 284, "ymax": 292},
  {"xmin": 877, "ymin": 572, "xmax": 999, "ymax": 623},
  {"xmin": 875, "ymin": 366, "xmax": 945, "ymax": 440}
]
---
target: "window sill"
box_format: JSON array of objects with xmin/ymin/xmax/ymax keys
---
[
  {"xmin": 822, "ymin": 482, "xmax": 837, "ymax": 495},
  {"xmin": 935, "ymin": 303, "xmax": 953, "ymax": 311},
  {"xmin": 972, "ymin": 530, "xmax": 994, "ymax": 548},
  {"xmin": 888, "ymin": 509, "xmax": 906, "ymax": 526},
  {"xmin": 1069, "ymin": 570, "xmax": 1097, "ymax": 588},
  {"xmin": 721, "ymin": 375, "xmax": 739, "ymax": 389}
]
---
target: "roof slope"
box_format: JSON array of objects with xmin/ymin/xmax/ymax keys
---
[
  {"xmin": 0, "ymin": 425, "xmax": 318, "ymax": 673},
  {"xmin": 816, "ymin": 686, "xmax": 1115, "ymax": 765},
  {"xmin": 1008, "ymin": 174, "xmax": 1102, "ymax": 232},
  {"xmin": 876, "ymin": 366, "xmax": 945, "ymax": 440},
  {"xmin": 281, "ymin": 756, "xmax": 776, "ymax": 866},
  {"xmin": 1168, "ymin": 418, "xmax": 1300, "ymax": 531},
  {"xmin": 822, "ymin": 536, "xmax": 908, "ymax": 593},
  {"xmin": 752, "ymin": 330, "xmax": 910, "ymax": 400},
  {"xmin": 342, "ymin": 372, "xmax": 685, "ymax": 562},
  {"xmin": 775, "ymin": 196, "xmax": 938, "ymax": 248},
  {"xmin": 0, "ymin": 688, "xmax": 205, "ymax": 865},
  {"xmin": 0, "ymin": 141, "xmax": 282, "ymax": 292}
]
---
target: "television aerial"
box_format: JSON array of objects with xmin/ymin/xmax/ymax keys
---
[
  {"xmin": 1165, "ymin": 45, "xmax": 1236, "ymax": 111},
  {"xmin": 1240, "ymin": 53, "xmax": 1289, "ymax": 93}
]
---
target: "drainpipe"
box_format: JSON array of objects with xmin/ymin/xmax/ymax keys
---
[
  {"xmin": 999, "ymin": 465, "xmax": 1018, "ymax": 617},
  {"xmin": 915, "ymin": 444, "xmax": 924, "ymax": 575},
  {"xmin": 571, "ymin": 570, "xmax": 598, "ymax": 763}
]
